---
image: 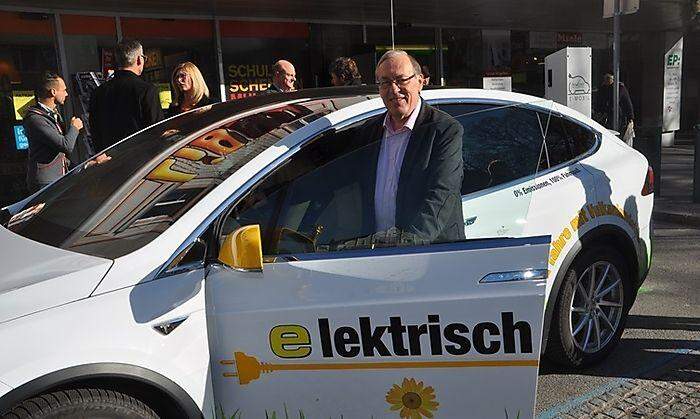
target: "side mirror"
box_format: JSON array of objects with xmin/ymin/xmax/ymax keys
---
[{"xmin": 218, "ymin": 225, "xmax": 263, "ymax": 272}]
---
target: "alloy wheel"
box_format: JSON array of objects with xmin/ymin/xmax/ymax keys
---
[{"xmin": 568, "ymin": 261, "xmax": 624, "ymax": 353}]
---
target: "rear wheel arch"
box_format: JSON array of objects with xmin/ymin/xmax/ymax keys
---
[
  {"xmin": 0, "ymin": 363, "xmax": 203, "ymax": 419},
  {"xmin": 542, "ymin": 224, "xmax": 638, "ymax": 353}
]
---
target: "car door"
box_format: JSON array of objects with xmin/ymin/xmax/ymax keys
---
[{"xmin": 205, "ymin": 115, "xmax": 550, "ymax": 419}]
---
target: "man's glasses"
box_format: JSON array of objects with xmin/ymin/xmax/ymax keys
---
[
  {"xmin": 140, "ymin": 54, "xmax": 149, "ymax": 64},
  {"xmin": 377, "ymin": 74, "xmax": 417, "ymax": 89}
]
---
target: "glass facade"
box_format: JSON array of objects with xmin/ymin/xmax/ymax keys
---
[
  {"xmin": 0, "ymin": 11, "xmax": 58, "ymax": 204},
  {"xmin": 0, "ymin": 7, "xmax": 697, "ymax": 206}
]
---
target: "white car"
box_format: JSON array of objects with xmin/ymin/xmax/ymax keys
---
[{"xmin": 0, "ymin": 87, "xmax": 652, "ymax": 419}]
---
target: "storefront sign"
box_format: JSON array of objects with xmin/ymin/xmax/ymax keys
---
[
  {"xmin": 13, "ymin": 125, "xmax": 28, "ymax": 150},
  {"xmin": 556, "ymin": 32, "xmax": 583, "ymax": 48},
  {"xmin": 530, "ymin": 32, "xmax": 592, "ymax": 49},
  {"xmin": 483, "ymin": 77, "xmax": 512, "ymax": 92},
  {"xmin": 227, "ymin": 64, "xmax": 272, "ymax": 100},
  {"xmin": 157, "ymin": 83, "xmax": 172, "ymax": 110},
  {"xmin": 12, "ymin": 90, "xmax": 35, "ymax": 120},
  {"xmin": 662, "ymin": 37, "xmax": 683, "ymax": 132}
]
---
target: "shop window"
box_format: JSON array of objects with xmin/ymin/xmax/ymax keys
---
[
  {"xmin": 221, "ymin": 21, "xmax": 310, "ymax": 100},
  {"xmin": 0, "ymin": 12, "xmax": 58, "ymax": 206}
]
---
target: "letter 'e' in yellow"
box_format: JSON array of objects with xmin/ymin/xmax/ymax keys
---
[{"xmin": 270, "ymin": 325, "xmax": 312, "ymax": 358}]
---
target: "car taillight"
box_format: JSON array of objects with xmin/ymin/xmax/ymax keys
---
[{"xmin": 641, "ymin": 166, "xmax": 654, "ymax": 196}]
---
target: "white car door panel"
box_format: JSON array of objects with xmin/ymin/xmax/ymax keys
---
[{"xmin": 206, "ymin": 236, "xmax": 549, "ymax": 419}]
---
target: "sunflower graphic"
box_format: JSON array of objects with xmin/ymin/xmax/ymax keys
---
[{"xmin": 385, "ymin": 377, "xmax": 439, "ymax": 418}]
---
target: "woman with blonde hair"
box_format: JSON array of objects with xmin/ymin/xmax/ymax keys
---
[{"xmin": 168, "ymin": 61, "xmax": 211, "ymax": 116}]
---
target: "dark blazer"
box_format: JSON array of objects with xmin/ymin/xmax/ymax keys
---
[
  {"xmin": 23, "ymin": 104, "xmax": 79, "ymax": 190},
  {"xmin": 89, "ymin": 70, "xmax": 163, "ymax": 152},
  {"xmin": 355, "ymin": 101, "xmax": 465, "ymax": 243},
  {"xmin": 266, "ymin": 83, "xmax": 286, "ymax": 94}
]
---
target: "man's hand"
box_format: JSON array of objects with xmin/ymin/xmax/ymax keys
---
[
  {"xmin": 84, "ymin": 153, "xmax": 111, "ymax": 169},
  {"xmin": 70, "ymin": 117, "xmax": 83, "ymax": 130}
]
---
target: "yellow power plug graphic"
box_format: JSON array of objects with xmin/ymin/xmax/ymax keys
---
[{"xmin": 220, "ymin": 352, "xmax": 539, "ymax": 385}]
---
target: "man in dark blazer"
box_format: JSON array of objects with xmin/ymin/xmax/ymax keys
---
[
  {"xmin": 89, "ymin": 40, "xmax": 163, "ymax": 152},
  {"xmin": 23, "ymin": 73, "xmax": 83, "ymax": 192},
  {"xmin": 356, "ymin": 50, "xmax": 465, "ymax": 244}
]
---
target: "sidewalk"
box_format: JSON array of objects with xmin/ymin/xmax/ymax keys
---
[
  {"xmin": 652, "ymin": 134, "xmax": 700, "ymax": 228},
  {"xmin": 550, "ymin": 349, "xmax": 700, "ymax": 418}
]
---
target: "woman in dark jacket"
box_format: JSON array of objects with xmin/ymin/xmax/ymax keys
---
[
  {"xmin": 167, "ymin": 62, "xmax": 212, "ymax": 117},
  {"xmin": 329, "ymin": 57, "xmax": 363, "ymax": 86}
]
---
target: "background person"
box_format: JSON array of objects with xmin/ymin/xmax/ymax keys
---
[
  {"xmin": 421, "ymin": 65, "xmax": 431, "ymax": 86},
  {"xmin": 23, "ymin": 73, "xmax": 83, "ymax": 192},
  {"xmin": 167, "ymin": 62, "xmax": 211, "ymax": 117},
  {"xmin": 595, "ymin": 73, "xmax": 634, "ymax": 134},
  {"xmin": 329, "ymin": 57, "xmax": 362, "ymax": 86},
  {"xmin": 89, "ymin": 39, "xmax": 163, "ymax": 152},
  {"xmin": 268, "ymin": 60, "xmax": 296, "ymax": 93}
]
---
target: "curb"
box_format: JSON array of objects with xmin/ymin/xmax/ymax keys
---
[{"xmin": 652, "ymin": 211, "xmax": 700, "ymax": 228}]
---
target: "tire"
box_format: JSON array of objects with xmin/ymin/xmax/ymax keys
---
[
  {"xmin": 545, "ymin": 245, "xmax": 633, "ymax": 368},
  {"xmin": 2, "ymin": 388, "xmax": 158, "ymax": 419}
]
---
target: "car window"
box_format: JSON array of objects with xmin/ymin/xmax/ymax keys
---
[
  {"xmin": 540, "ymin": 113, "xmax": 573, "ymax": 167},
  {"xmin": 563, "ymin": 117, "xmax": 597, "ymax": 158},
  {"xmin": 4, "ymin": 97, "xmax": 368, "ymax": 259},
  {"xmin": 440, "ymin": 103, "xmax": 546, "ymax": 195},
  {"xmin": 540, "ymin": 112, "xmax": 598, "ymax": 168},
  {"xmin": 220, "ymin": 116, "xmax": 467, "ymax": 257}
]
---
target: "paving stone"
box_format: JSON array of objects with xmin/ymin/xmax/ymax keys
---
[
  {"xmin": 589, "ymin": 398, "xmax": 607, "ymax": 408},
  {"xmin": 600, "ymin": 407, "xmax": 626, "ymax": 418}
]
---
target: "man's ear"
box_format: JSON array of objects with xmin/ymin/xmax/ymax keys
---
[{"xmin": 416, "ymin": 74, "xmax": 425, "ymax": 90}]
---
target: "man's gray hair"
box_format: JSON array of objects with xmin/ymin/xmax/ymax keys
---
[
  {"xmin": 376, "ymin": 50, "xmax": 422, "ymax": 76},
  {"xmin": 116, "ymin": 39, "xmax": 143, "ymax": 67}
]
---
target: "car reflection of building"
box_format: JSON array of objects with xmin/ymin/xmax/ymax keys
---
[{"xmin": 62, "ymin": 100, "xmax": 351, "ymax": 256}]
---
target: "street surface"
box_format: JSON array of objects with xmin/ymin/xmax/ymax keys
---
[{"xmin": 536, "ymin": 220, "xmax": 700, "ymax": 418}]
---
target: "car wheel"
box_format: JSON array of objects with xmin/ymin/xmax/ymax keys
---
[
  {"xmin": 2, "ymin": 388, "xmax": 158, "ymax": 419},
  {"xmin": 546, "ymin": 245, "xmax": 632, "ymax": 368}
]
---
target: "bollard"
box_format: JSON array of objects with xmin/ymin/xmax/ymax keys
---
[
  {"xmin": 694, "ymin": 124, "xmax": 700, "ymax": 203},
  {"xmin": 636, "ymin": 125, "xmax": 663, "ymax": 198}
]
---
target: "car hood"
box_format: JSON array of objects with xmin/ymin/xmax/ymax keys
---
[{"xmin": 0, "ymin": 226, "xmax": 113, "ymax": 324}]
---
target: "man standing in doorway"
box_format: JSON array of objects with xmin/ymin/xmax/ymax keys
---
[
  {"xmin": 89, "ymin": 39, "xmax": 163, "ymax": 152},
  {"xmin": 268, "ymin": 60, "xmax": 297, "ymax": 93},
  {"xmin": 23, "ymin": 73, "xmax": 83, "ymax": 192}
]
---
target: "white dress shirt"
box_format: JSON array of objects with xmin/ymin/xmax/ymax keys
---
[{"xmin": 374, "ymin": 99, "xmax": 422, "ymax": 231}]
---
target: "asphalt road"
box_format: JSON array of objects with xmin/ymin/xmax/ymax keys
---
[{"xmin": 535, "ymin": 220, "xmax": 700, "ymax": 416}]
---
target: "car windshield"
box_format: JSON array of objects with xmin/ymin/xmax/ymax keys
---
[{"xmin": 2, "ymin": 90, "xmax": 376, "ymax": 259}]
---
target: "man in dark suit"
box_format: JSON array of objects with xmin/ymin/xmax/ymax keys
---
[
  {"xmin": 89, "ymin": 39, "xmax": 163, "ymax": 152},
  {"xmin": 23, "ymin": 73, "xmax": 83, "ymax": 192},
  {"xmin": 267, "ymin": 60, "xmax": 297, "ymax": 93},
  {"xmin": 357, "ymin": 50, "xmax": 464, "ymax": 244}
]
